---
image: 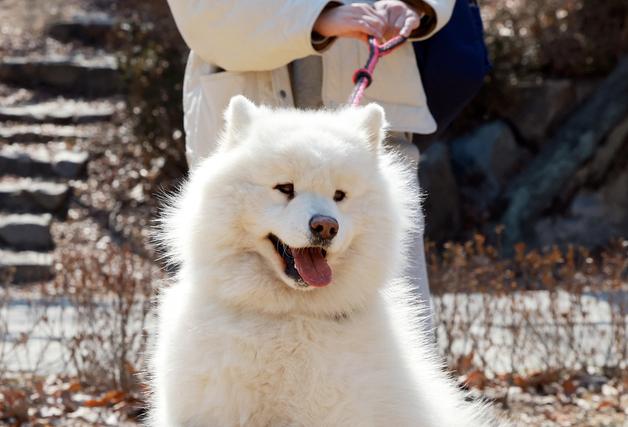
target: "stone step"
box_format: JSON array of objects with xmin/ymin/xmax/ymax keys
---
[
  {"xmin": 0, "ymin": 249, "xmax": 53, "ymax": 283},
  {"xmin": 47, "ymin": 14, "xmax": 115, "ymax": 45},
  {"xmin": 0, "ymin": 213, "xmax": 53, "ymax": 250},
  {"xmin": 0, "ymin": 144, "xmax": 89, "ymax": 178},
  {"xmin": 0, "ymin": 123, "xmax": 98, "ymax": 143},
  {"xmin": 0, "ymin": 55, "xmax": 120, "ymax": 96},
  {"xmin": 0, "ymin": 99, "xmax": 115, "ymax": 124},
  {"xmin": 0, "ymin": 179, "xmax": 70, "ymax": 214}
]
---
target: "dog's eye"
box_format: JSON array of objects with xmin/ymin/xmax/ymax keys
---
[
  {"xmin": 274, "ymin": 183, "xmax": 295, "ymax": 199},
  {"xmin": 333, "ymin": 190, "xmax": 346, "ymax": 202}
]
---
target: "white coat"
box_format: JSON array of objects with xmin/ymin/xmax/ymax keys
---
[{"xmin": 167, "ymin": 0, "xmax": 455, "ymax": 165}]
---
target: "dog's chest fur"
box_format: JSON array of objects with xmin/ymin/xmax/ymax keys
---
[{"xmin": 155, "ymin": 285, "xmax": 415, "ymax": 426}]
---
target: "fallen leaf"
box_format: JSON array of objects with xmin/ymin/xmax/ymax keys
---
[
  {"xmin": 596, "ymin": 400, "xmax": 617, "ymax": 411},
  {"xmin": 562, "ymin": 379, "xmax": 577, "ymax": 395},
  {"xmin": 513, "ymin": 370, "xmax": 561, "ymax": 389},
  {"xmin": 83, "ymin": 390, "xmax": 127, "ymax": 408},
  {"xmin": 464, "ymin": 370, "xmax": 487, "ymax": 390},
  {"xmin": 65, "ymin": 381, "xmax": 82, "ymax": 393},
  {"xmin": 456, "ymin": 352, "xmax": 475, "ymax": 374}
]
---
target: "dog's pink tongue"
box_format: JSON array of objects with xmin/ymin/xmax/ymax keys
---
[{"xmin": 293, "ymin": 248, "xmax": 332, "ymax": 287}]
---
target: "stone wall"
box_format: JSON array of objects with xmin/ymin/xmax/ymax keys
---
[{"xmin": 419, "ymin": 58, "xmax": 628, "ymax": 250}]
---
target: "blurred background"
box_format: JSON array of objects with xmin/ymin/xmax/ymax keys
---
[{"xmin": 0, "ymin": 0, "xmax": 626, "ymax": 425}]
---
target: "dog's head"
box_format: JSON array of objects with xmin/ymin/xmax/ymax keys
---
[{"xmin": 161, "ymin": 96, "xmax": 419, "ymax": 317}]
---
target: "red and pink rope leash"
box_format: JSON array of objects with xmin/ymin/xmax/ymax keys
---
[{"xmin": 348, "ymin": 35, "xmax": 408, "ymax": 106}]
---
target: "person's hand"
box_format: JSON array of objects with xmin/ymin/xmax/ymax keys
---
[
  {"xmin": 373, "ymin": 1, "xmax": 422, "ymax": 39},
  {"xmin": 313, "ymin": 3, "xmax": 386, "ymax": 41}
]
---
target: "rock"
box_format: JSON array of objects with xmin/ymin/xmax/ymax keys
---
[
  {"xmin": 574, "ymin": 79, "xmax": 601, "ymax": 106},
  {"xmin": 418, "ymin": 142, "xmax": 461, "ymax": 241},
  {"xmin": 0, "ymin": 144, "xmax": 89, "ymax": 178},
  {"xmin": 53, "ymin": 151, "xmax": 90, "ymax": 178},
  {"xmin": 599, "ymin": 167, "xmax": 628, "ymax": 229},
  {"xmin": 504, "ymin": 79, "xmax": 577, "ymax": 147},
  {"xmin": 570, "ymin": 115, "xmax": 628, "ymax": 189},
  {"xmin": 449, "ymin": 121, "xmax": 525, "ymax": 220},
  {"xmin": 0, "ymin": 179, "xmax": 70, "ymax": 214},
  {"xmin": 534, "ymin": 167, "xmax": 628, "ymax": 248},
  {"xmin": 0, "ymin": 55, "xmax": 120, "ymax": 96},
  {"xmin": 501, "ymin": 58, "xmax": 628, "ymax": 248},
  {"xmin": 47, "ymin": 14, "xmax": 115, "ymax": 45},
  {"xmin": 0, "ymin": 213, "xmax": 53, "ymax": 250},
  {"xmin": 0, "ymin": 100, "xmax": 114, "ymax": 124},
  {"xmin": 0, "ymin": 249, "xmax": 53, "ymax": 284},
  {"xmin": 535, "ymin": 194, "xmax": 615, "ymax": 248}
]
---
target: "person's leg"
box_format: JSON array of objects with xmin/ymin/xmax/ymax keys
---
[{"xmin": 385, "ymin": 132, "xmax": 433, "ymax": 332}]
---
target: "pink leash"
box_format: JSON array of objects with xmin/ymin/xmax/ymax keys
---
[{"xmin": 348, "ymin": 35, "xmax": 408, "ymax": 106}]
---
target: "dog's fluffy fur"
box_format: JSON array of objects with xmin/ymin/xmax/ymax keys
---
[{"xmin": 149, "ymin": 96, "xmax": 503, "ymax": 426}]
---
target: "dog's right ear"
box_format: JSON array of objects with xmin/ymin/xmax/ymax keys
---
[
  {"xmin": 356, "ymin": 103, "xmax": 387, "ymax": 151},
  {"xmin": 222, "ymin": 95, "xmax": 258, "ymax": 148}
]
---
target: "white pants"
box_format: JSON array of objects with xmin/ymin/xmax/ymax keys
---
[{"xmin": 386, "ymin": 132, "xmax": 433, "ymax": 332}]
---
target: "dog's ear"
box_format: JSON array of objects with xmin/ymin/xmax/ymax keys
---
[
  {"xmin": 222, "ymin": 95, "xmax": 258, "ymax": 147},
  {"xmin": 357, "ymin": 103, "xmax": 387, "ymax": 150}
]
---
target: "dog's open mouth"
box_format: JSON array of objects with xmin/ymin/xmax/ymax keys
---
[{"xmin": 268, "ymin": 234, "xmax": 331, "ymax": 288}]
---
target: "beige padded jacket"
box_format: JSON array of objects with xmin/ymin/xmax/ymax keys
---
[{"xmin": 167, "ymin": 0, "xmax": 455, "ymax": 165}]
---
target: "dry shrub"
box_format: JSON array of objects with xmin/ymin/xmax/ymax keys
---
[
  {"xmin": 483, "ymin": 0, "xmax": 628, "ymax": 79},
  {"xmin": 0, "ymin": 235, "xmax": 625, "ymax": 422},
  {"xmin": 452, "ymin": 0, "xmax": 628, "ymax": 133},
  {"xmin": 0, "ymin": 244, "xmax": 162, "ymax": 392},
  {"xmin": 428, "ymin": 236, "xmax": 628, "ymax": 377},
  {"xmin": 112, "ymin": 0, "xmax": 189, "ymax": 183},
  {"xmin": 54, "ymin": 244, "xmax": 160, "ymax": 391},
  {"xmin": 2, "ymin": 237, "xmax": 625, "ymax": 383}
]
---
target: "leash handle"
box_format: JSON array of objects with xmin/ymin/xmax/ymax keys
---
[{"xmin": 348, "ymin": 35, "xmax": 408, "ymax": 106}]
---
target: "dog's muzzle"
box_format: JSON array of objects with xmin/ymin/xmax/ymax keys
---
[{"xmin": 268, "ymin": 233, "xmax": 332, "ymax": 288}]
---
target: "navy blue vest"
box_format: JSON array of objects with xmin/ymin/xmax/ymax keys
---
[{"xmin": 413, "ymin": 0, "xmax": 491, "ymax": 137}]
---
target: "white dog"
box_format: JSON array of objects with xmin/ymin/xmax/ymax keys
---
[{"xmin": 149, "ymin": 96, "xmax": 503, "ymax": 426}]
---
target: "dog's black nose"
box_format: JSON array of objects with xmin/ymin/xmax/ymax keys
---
[{"xmin": 309, "ymin": 215, "xmax": 339, "ymax": 240}]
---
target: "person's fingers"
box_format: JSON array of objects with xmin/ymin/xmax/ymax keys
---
[
  {"xmin": 384, "ymin": 9, "xmax": 405, "ymax": 39},
  {"xmin": 317, "ymin": 4, "xmax": 402, "ymax": 40},
  {"xmin": 399, "ymin": 12, "xmax": 420, "ymax": 37},
  {"xmin": 363, "ymin": 23, "xmax": 384, "ymax": 40},
  {"xmin": 393, "ymin": 13, "xmax": 406, "ymax": 31},
  {"xmin": 343, "ymin": 18, "xmax": 383, "ymax": 40},
  {"xmin": 353, "ymin": 6, "xmax": 387, "ymax": 36},
  {"xmin": 372, "ymin": 4, "xmax": 421, "ymax": 40},
  {"xmin": 361, "ymin": 16, "xmax": 386, "ymax": 37},
  {"xmin": 359, "ymin": 4, "xmax": 388, "ymax": 27}
]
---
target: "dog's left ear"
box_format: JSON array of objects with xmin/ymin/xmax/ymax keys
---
[
  {"xmin": 222, "ymin": 95, "xmax": 258, "ymax": 148},
  {"xmin": 357, "ymin": 103, "xmax": 387, "ymax": 150}
]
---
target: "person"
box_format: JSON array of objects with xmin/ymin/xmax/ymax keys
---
[{"xmin": 166, "ymin": 0, "xmax": 456, "ymax": 328}]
